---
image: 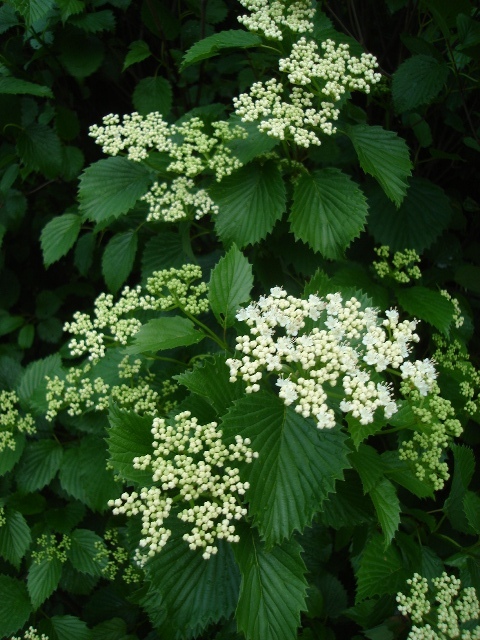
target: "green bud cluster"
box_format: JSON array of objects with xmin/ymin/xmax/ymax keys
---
[
  {"xmin": 11, "ymin": 627, "xmax": 49, "ymax": 640},
  {"xmin": 32, "ymin": 533, "xmax": 71, "ymax": 564},
  {"xmin": 396, "ymin": 572, "xmax": 480, "ymax": 639},
  {"xmin": 373, "ymin": 246, "xmax": 422, "ymax": 283},
  {"xmin": 0, "ymin": 390, "xmax": 36, "ymax": 453},
  {"xmin": 439, "ymin": 289, "xmax": 465, "ymax": 329}
]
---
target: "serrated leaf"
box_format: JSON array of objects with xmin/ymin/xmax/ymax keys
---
[
  {"xmin": 102, "ymin": 230, "xmax": 138, "ymax": 293},
  {"xmin": 0, "ymin": 433, "xmax": 25, "ymax": 475},
  {"xmin": 55, "ymin": 0, "xmax": 84, "ymax": 21},
  {"xmin": 67, "ymin": 529, "xmax": 106, "ymax": 576},
  {"xmin": 16, "ymin": 439, "xmax": 63, "ymax": 492},
  {"xmin": 445, "ymin": 444, "xmax": 475, "ymax": 534},
  {"xmin": 41, "ymin": 213, "xmax": 82, "ymax": 267},
  {"xmin": 0, "ymin": 3, "xmax": 19, "ymax": 33},
  {"xmin": 71, "ymin": 9, "xmax": 115, "ymax": 32},
  {"xmin": 212, "ymin": 160, "xmax": 286, "ymax": 248},
  {"xmin": 141, "ymin": 232, "xmax": 192, "ymax": 278},
  {"xmin": 381, "ymin": 451, "xmax": 433, "ymax": 499},
  {"xmin": 347, "ymin": 412, "xmax": 387, "ymax": 449},
  {"xmin": 175, "ymin": 353, "xmax": 245, "ymax": 415},
  {"xmin": 367, "ymin": 177, "xmax": 452, "ymax": 252},
  {"xmin": 132, "ymin": 76, "xmax": 172, "ymax": 116},
  {"xmin": 28, "ymin": 556, "xmax": 63, "ymax": 609},
  {"xmin": 234, "ymin": 527, "xmax": 307, "ymax": 640},
  {"xmin": 463, "ymin": 492, "xmax": 480, "ymax": 534},
  {"xmin": 147, "ymin": 538, "xmax": 240, "ymax": 637},
  {"xmin": 209, "ymin": 244, "xmax": 253, "ymax": 327},
  {"xmin": 397, "ymin": 286, "xmax": 454, "ymax": 335},
  {"xmin": 0, "ymin": 509, "xmax": 31, "ymax": 568},
  {"xmin": 290, "ymin": 169, "xmax": 368, "ymax": 259},
  {"xmin": 10, "ymin": 0, "xmax": 54, "ymax": 25},
  {"xmin": 181, "ymin": 30, "xmax": 262, "ymax": 70},
  {"xmin": 221, "ymin": 392, "xmax": 351, "ymax": 546},
  {"xmin": 123, "ymin": 40, "xmax": 151, "ymax": 71},
  {"xmin": 51, "ymin": 615, "xmax": 91, "ymax": 640},
  {"xmin": 74, "ymin": 231, "xmax": 95, "ymax": 276},
  {"xmin": 17, "ymin": 123, "xmax": 62, "ymax": 178},
  {"xmin": 126, "ymin": 317, "xmax": 204, "ymax": 354},
  {"xmin": 350, "ymin": 444, "xmax": 385, "ymax": 493},
  {"xmin": 393, "ymin": 54, "xmax": 449, "ymax": 113},
  {"xmin": 107, "ymin": 405, "xmax": 154, "ymax": 484},
  {"xmin": 0, "ymin": 313, "xmax": 23, "ymax": 336},
  {"xmin": 319, "ymin": 471, "xmax": 374, "ymax": 529},
  {"xmin": 369, "ymin": 478, "xmax": 401, "ymax": 546},
  {"xmin": 356, "ymin": 534, "xmax": 406, "ymax": 602},
  {"xmin": 78, "ymin": 157, "xmax": 152, "ymax": 223},
  {"xmin": 345, "ymin": 124, "xmax": 412, "ymax": 207},
  {"xmin": 0, "ymin": 77, "xmax": 53, "ymax": 98},
  {"xmin": 225, "ymin": 117, "xmax": 279, "ymax": 165},
  {"xmin": 91, "ymin": 618, "xmax": 128, "ymax": 640},
  {"xmin": 0, "ymin": 575, "xmax": 32, "ymax": 636}
]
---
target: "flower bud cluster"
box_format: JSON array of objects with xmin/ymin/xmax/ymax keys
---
[
  {"xmin": 11, "ymin": 628, "xmax": 49, "ymax": 640},
  {"xmin": 226, "ymin": 288, "xmax": 436, "ymax": 429},
  {"xmin": 32, "ymin": 533, "xmax": 71, "ymax": 564},
  {"xmin": 109, "ymin": 411, "xmax": 258, "ymax": 563},
  {"xmin": 237, "ymin": 0, "xmax": 315, "ymax": 40},
  {"xmin": 63, "ymin": 265, "xmax": 208, "ymax": 363},
  {"xmin": 373, "ymin": 246, "xmax": 422, "ymax": 283},
  {"xmin": 396, "ymin": 572, "xmax": 480, "ymax": 639},
  {"xmin": 94, "ymin": 528, "xmax": 142, "ymax": 583},
  {"xmin": 0, "ymin": 390, "xmax": 36, "ymax": 453},
  {"xmin": 399, "ymin": 383, "xmax": 463, "ymax": 490},
  {"xmin": 440, "ymin": 289, "xmax": 464, "ymax": 329},
  {"xmin": 89, "ymin": 113, "xmax": 245, "ymax": 222}
]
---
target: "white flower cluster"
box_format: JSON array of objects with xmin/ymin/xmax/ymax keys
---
[
  {"xmin": 89, "ymin": 114, "xmax": 246, "ymax": 222},
  {"xmin": 0, "ymin": 390, "xmax": 36, "ymax": 453},
  {"xmin": 237, "ymin": 0, "xmax": 315, "ymax": 40},
  {"xmin": 63, "ymin": 265, "xmax": 208, "ymax": 363},
  {"xmin": 11, "ymin": 628, "xmax": 49, "ymax": 640},
  {"xmin": 233, "ymin": 37, "xmax": 380, "ymax": 147},
  {"xmin": 226, "ymin": 287, "xmax": 437, "ymax": 429},
  {"xmin": 396, "ymin": 573, "xmax": 480, "ymax": 639},
  {"xmin": 109, "ymin": 411, "xmax": 258, "ymax": 563}
]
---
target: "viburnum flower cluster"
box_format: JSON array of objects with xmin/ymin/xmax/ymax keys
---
[
  {"xmin": 396, "ymin": 572, "xmax": 480, "ymax": 639},
  {"xmin": 373, "ymin": 245, "xmax": 422, "ymax": 283},
  {"xmin": 89, "ymin": 114, "xmax": 246, "ymax": 222},
  {"xmin": 63, "ymin": 265, "xmax": 208, "ymax": 364},
  {"xmin": 109, "ymin": 411, "xmax": 258, "ymax": 563},
  {"xmin": 237, "ymin": 0, "xmax": 316, "ymax": 40},
  {"xmin": 11, "ymin": 628, "xmax": 49, "ymax": 640},
  {"xmin": 226, "ymin": 287, "xmax": 437, "ymax": 429},
  {"xmin": 0, "ymin": 390, "xmax": 36, "ymax": 453}
]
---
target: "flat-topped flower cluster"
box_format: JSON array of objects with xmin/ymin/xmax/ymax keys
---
[
  {"xmin": 0, "ymin": 390, "xmax": 36, "ymax": 453},
  {"xmin": 237, "ymin": 0, "xmax": 316, "ymax": 40},
  {"xmin": 109, "ymin": 411, "xmax": 258, "ymax": 563},
  {"xmin": 226, "ymin": 288, "xmax": 437, "ymax": 429}
]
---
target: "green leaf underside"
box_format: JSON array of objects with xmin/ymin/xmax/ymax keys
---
[
  {"xmin": 147, "ymin": 538, "xmax": 240, "ymax": 637},
  {"xmin": 397, "ymin": 286, "xmax": 454, "ymax": 335},
  {"xmin": 181, "ymin": 30, "xmax": 262, "ymax": 69},
  {"xmin": 0, "ymin": 575, "xmax": 32, "ymax": 636},
  {"xmin": 78, "ymin": 157, "xmax": 152, "ymax": 223},
  {"xmin": 212, "ymin": 161, "xmax": 286, "ymax": 248},
  {"xmin": 356, "ymin": 534, "xmax": 407, "ymax": 602},
  {"xmin": 126, "ymin": 316, "xmax": 204, "ymax": 354},
  {"xmin": 175, "ymin": 353, "xmax": 245, "ymax": 416},
  {"xmin": 0, "ymin": 76, "xmax": 53, "ymax": 98},
  {"xmin": 209, "ymin": 244, "xmax": 253, "ymax": 326},
  {"xmin": 392, "ymin": 54, "xmax": 449, "ymax": 113},
  {"xmin": 28, "ymin": 556, "xmax": 63, "ymax": 609},
  {"xmin": 290, "ymin": 169, "xmax": 368, "ymax": 259},
  {"xmin": 102, "ymin": 230, "xmax": 138, "ymax": 293},
  {"xmin": 41, "ymin": 213, "xmax": 82, "ymax": 267},
  {"xmin": 345, "ymin": 124, "xmax": 412, "ymax": 207},
  {"xmin": 234, "ymin": 527, "xmax": 307, "ymax": 640},
  {"xmin": 107, "ymin": 406, "xmax": 154, "ymax": 484},
  {"xmin": 221, "ymin": 392, "xmax": 351, "ymax": 546},
  {"xmin": 367, "ymin": 177, "xmax": 452, "ymax": 252},
  {"xmin": 0, "ymin": 509, "xmax": 31, "ymax": 568}
]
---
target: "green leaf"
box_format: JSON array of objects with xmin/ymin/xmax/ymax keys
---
[
  {"xmin": 71, "ymin": 9, "xmax": 115, "ymax": 32},
  {"xmin": 0, "ymin": 3, "xmax": 19, "ymax": 33},
  {"xmin": 74, "ymin": 232, "xmax": 95, "ymax": 276},
  {"xmin": 28, "ymin": 556, "xmax": 63, "ymax": 609},
  {"xmin": 17, "ymin": 123, "xmax": 62, "ymax": 178},
  {"xmin": 91, "ymin": 618, "xmax": 128, "ymax": 640},
  {"xmin": 50, "ymin": 615, "xmax": 91, "ymax": 640},
  {"xmin": 350, "ymin": 444, "xmax": 385, "ymax": 494},
  {"xmin": 0, "ymin": 433, "xmax": 25, "ymax": 476},
  {"xmin": 347, "ymin": 412, "xmax": 387, "ymax": 449},
  {"xmin": 367, "ymin": 177, "xmax": 452, "ymax": 252},
  {"xmin": 59, "ymin": 436, "xmax": 119, "ymax": 512},
  {"xmin": 320, "ymin": 471, "xmax": 374, "ymax": 529},
  {"xmin": 78, "ymin": 157, "xmax": 152, "ymax": 223},
  {"xmin": 126, "ymin": 317, "xmax": 204, "ymax": 354},
  {"xmin": 209, "ymin": 244, "xmax": 253, "ymax": 327},
  {"xmin": 212, "ymin": 160, "xmax": 286, "ymax": 248},
  {"xmin": 107, "ymin": 405, "xmax": 154, "ymax": 484},
  {"xmin": 381, "ymin": 451, "xmax": 433, "ymax": 499},
  {"xmin": 225, "ymin": 117, "xmax": 279, "ymax": 165},
  {"xmin": 345, "ymin": 125, "xmax": 412, "ymax": 207},
  {"xmin": 0, "ymin": 509, "xmax": 31, "ymax": 568},
  {"xmin": 454, "ymin": 265, "xmax": 480, "ymax": 294},
  {"xmin": 123, "ymin": 40, "xmax": 151, "ymax": 71},
  {"xmin": 41, "ymin": 213, "xmax": 82, "ymax": 267},
  {"xmin": 175, "ymin": 353, "xmax": 245, "ymax": 415},
  {"xmin": 355, "ymin": 534, "xmax": 406, "ymax": 602},
  {"xmin": 132, "ymin": 76, "xmax": 172, "ymax": 116},
  {"xmin": 221, "ymin": 392, "xmax": 351, "ymax": 546},
  {"xmin": 67, "ymin": 529, "xmax": 106, "ymax": 576},
  {"xmin": 58, "ymin": 29, "xmax": 104, "ymax": 78},
  {"xmin": 18, "ymin": 324, "xmax": 35, "ymax": 349},
  {"xmin": 0, "ymin": 313, "xmax": 23, "ymax": 336},
  {"xmin": 392, "ymin": 55, "xmax": 449, "ymax": 113},
  {"xmin": 141, "ymin": 232, "xmax": 192, "ymax": 277},
  {"xmin": 102, "ymin": 230, "xmax": 138, "ymax": 293},
  {"xmin": 10, "ymin": 0, "xmax": 54, "ymax": 25},
  {"xmin": 463, "ymin": 491, "xmax": 480, "ymax": 535},
  {"xmin": 444, "ymin": 444, "xmax": 475, "ymax": 534},
  {"xmin": 0, "ymin": 77, "xmax": 53, "ymax": 98},
  {"xmin": 397, "ymin": 286, "xmax": 454, "ymax": 335},
  {"xmin": 16, "ymin": 439, "xmax": 63, "ymax": 493},
  {"xmin": 181, "ymin": 30, "xmax": 262, "ymax": 70},
  {"xmin": 147, "ymin": 538, "xmax": 240, "ymax": 637},
  {"xmin": 290, "ymin": 169, "xmax": 368, "ymax": 259},
  {"xmin": 0, "ymin": 575, "xmax": 32, "ymax": 636},
  {"xmin": 234, "ymin": 527, "xmax": 307, "ymax": 640},
  {"xmin": 55, "ymin": 0, "xmax": 84, "ymax": 21},
  {"xmin": 369, "ymin": 478, "xmax": 401, "ymax": 546}
]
